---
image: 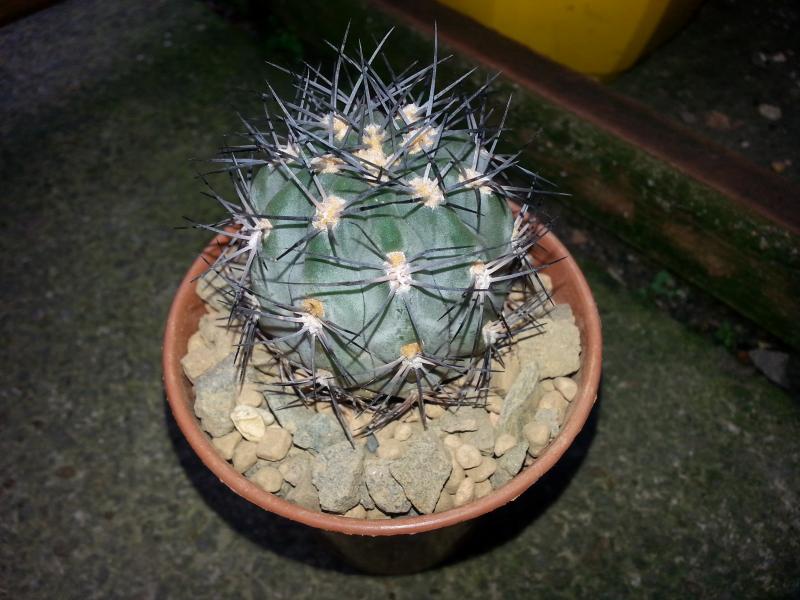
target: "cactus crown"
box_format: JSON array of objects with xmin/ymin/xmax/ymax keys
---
[{"xmin": 197, "ymin": 27, "xmax": 553, "ymax": 442}]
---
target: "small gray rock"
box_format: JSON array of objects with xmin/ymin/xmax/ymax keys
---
[
  {"xmin": 293, "ymin": 412, "xmax": 348, "ymax": 453},
  {"xmin": 265, "ymin": 391, "xmax": 315, "ymax": 435},
  {"xmin": 360, "ymin": 480, "xmax": 376, "ymax": 510},
  {"xmin": 515, "ymin": 312, "xmax": 580, "ymax": 379},
  {"xmin": 390, "ymin": 431, "xmax": 451, "ymax": 514},
  {"xmin": 491, "ymin": 440, "xmax": 530, "ymax": 488},
  {"xmin": 286, "ymin": 479, "xmax": 320, "ymax": 512},
  {"xmin": 498, "ymin": 359, "xmax": 541, "ymax": 438},
  {"xmin": 193, "ymin": 353, "xmax": 237, "ymax": 437},
  {"xmin": 312, "ymin": 442, "xmax": 364, "ymax": 513},
  {"xmin": 460, "ymin": 408, "xmax": 496, "ymax": 454},
  {"xmin": 364, "ymin": 458, "xmax": 411, "ymax": 514}
]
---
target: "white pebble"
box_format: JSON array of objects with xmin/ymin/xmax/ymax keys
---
[
  {"xmin": 494, "ymin": 433, "xmax": 517, "ymax": 457},
  {"xmin": 250, "ymin": 466, "xmax": 283, "ymax": 493},
  {"xmin": 230, "ymin": 405, "xmax": 266, "ymax": 441},
  {"xmin": 758, "ymin": 103, "xmax": 782, "ymax": 121},
  {"xmin": 539, "ymin": 379, "xmax": 555, "ymax": 392},
  {"xmin": 211, "ymin": 430, "xmax": 241, "ymax": 460},
  {"xmin": 553, "ymin": 377, "xmax": 578, "ymax": 401},
  {"xmin": 256, "ymin": 427, "xmax": 293, "ymax": 461},
  {"xmin": 455, "ymin": 443, "xmax": 482, "ymax": 469},
  {"xmin": 453, "ymin": 477, "xmax": 475, "ymax": 507}
]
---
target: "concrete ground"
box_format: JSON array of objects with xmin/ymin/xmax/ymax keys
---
[
  {"xmin": 0, "ymin": 1, "xmax": 798, "ymax": 598},
  {"xmin": 612, "ymin": 0, "xmax": 799, "ymax": 183}
]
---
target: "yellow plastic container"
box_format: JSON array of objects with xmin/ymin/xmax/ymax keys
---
[{"xmin": 437, "ymin": 0, "xmax": 704, "ymax": 80}]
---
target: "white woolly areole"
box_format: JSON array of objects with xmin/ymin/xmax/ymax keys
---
[
  {"xmin": 320, "ymin": 112, "xmax": 349, "ymax": 141},
  {"xmin": 482, "ymin": 320, "xmax": 502, "ymax": 346},
  {"xmin": 402, "ymin": 126, "xmax": 437, "ymax": 155},
  {"xmin": 362, "ymin": 123, "xmax": 386, "ymax": 150},
  {"xmin": 469, "ymin": 261, "xmax": 492, "ymax": 290},
  {"xmin": 247, "ymin": 218, "xmax": 272, "ymax": 248},
  {"xmin": 310, "ymin": 154, "xmax": 345, "ymax": 174},
  {"xmin": 459, "ymin": 167, "xmax": 492, "ymax": 195},
  {"xmin": 312, "ymin": 195, "xmax": 346, "ymax": 230},
  {"xmin": 399, "ymin": 103, "xmax": 423, "ymax": 124},
  {"xmin": 408, "ymin": 176, "xmax": 444, "ymax": 208},
  {"xmin": 384, "ymin": 251, "xmax": 413, "ymax": 294},
  {"xmin": 299, "ymin": 313, "xmax": 324, "ymax": 336}
]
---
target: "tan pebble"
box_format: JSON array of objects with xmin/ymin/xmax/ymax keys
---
[
  {"xmin": 344, "ymin": 505, "xmax": 367, "ymax": 519},
  {"xmin": 187, "ymin": 331, "xmax": 209, "ymax": 353},
  {"xmin": 180, "ymin": 349, "xmax": 219, "ymax": 382},
  {"xmin": 443, "ymin": 434, "xmax": 462, "ymax": 450},
  {"xmin": 425, "ymin": 404, "xmax": 446, "ymax": 419},
  {"xmin": 453, "ymin": 477, "xmax": 475, "ymax": 507},
  {"xmin": 403, "ymin": 410, "xmax": 420, "ymax": 423},
  {"xmin": 236, "ymin": 385, "xmax": 264, "ymax": 408},
  {"xmin": 278, "ymin": 455, "xmax": 309, "ymax": 486},
  {"xmin": 230, "ymin": 405, "xmax": 266, "ymax": 441},
  {"xmin": 347, "ymin": 410, "xmax": 371, "ymax": 431},
  {"xmin": 523, "ymin": 421, "xmax": 550, "ymax": 447},
  {"xmin": 494, "ymin": 433, "xmax": 517, "ymax": 457},
  {"xmin": 539, "ymin": 390, "xmax": 568, "ymax": 422},
  {"xmin": 538, "ymin": 272, "xmax": 553, "ymax": 294},
  {"xmin": 524, "ymin": 455, "xmax": 535, "ymax": 466},
  {"xmin": 377, "ymin": 438, "xmax": 404, "ymax": 460},
  {"xmin": 466, "ymin": 456, "xmax": 497, "ymax": 483},
  {"xmin": 393, "ymin": 423, "xmax": 413, "ymax": 441},
  {"xmin": 444, "ymin": 460, "xmax": 465, "ymax": 494},
  {"xmin": 486, "ymin": 393, "xmax": 504, "ymax": 414},
  {"xmin": 366, "ymin": 508, "xmax": 390, "ymax": 520},
  {"xmin": 554, "ymin": 377, "xmax": 578, "ymax": 401},
  {"xmin": 490, "ymin": 350, "xmax": 521, "ymax": 396},
  {"xmin": 435, "ymin": 492, "xmax": 454, "ymax": 513},
  {"xmin": 474, "ymin": 479, "xmax": 493, "ymax": 499},
  {"xmin": 211, "ymin": 430, "xmax": 242, "ymax": 460},
  {"xmin": 539, "ymin": 379, "xmax": 555, "ymax": 392},
  {"xmin": 232, "ymin": 441, "xmax": 258, "ymax": 473},
  {"xmin": 488, "ymin": 412, "xmax": 500, "ymax": 427},
  {"xmin": 455, "ymin": 444, "xmax": 482, "ymax": 469},
  {"xmin": 250, "ymin": 466, "xmax": 283, "ymax": 493},
  {"xmin": 256, "ymin": 427, "xmax": 293, "ymax": 461}
]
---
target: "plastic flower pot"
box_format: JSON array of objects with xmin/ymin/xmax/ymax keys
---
[{"xmin": 162, "ymin": 228, "xmax": 602, "ymax": 574}]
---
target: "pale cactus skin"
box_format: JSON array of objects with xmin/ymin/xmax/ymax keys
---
[{"xmin": 200, "ymin": 30, "xmax": 550, "ymax": 436}]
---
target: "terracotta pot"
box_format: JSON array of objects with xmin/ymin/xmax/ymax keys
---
[{"xmin": 162, "ymin": 229, "xmax": 602, "ymax": 573}]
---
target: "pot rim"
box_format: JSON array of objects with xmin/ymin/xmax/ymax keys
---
[{"xmin": 162, "ymin": 230, "xmax": 602, "ymax": 536}]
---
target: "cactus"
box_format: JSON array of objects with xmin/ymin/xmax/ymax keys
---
[{"xmin": 197, "ymin": 28, "xmax": 553, "ymax": 441}]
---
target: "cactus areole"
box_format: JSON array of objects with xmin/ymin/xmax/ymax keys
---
[{"xmin": 197, "ymin": 28, "xmax": 554, "ymax": 438}]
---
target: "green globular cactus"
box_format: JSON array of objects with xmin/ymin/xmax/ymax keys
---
[{"xmin": 198, "ymin": 29, "xmax": 552, "ymax": 439}]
